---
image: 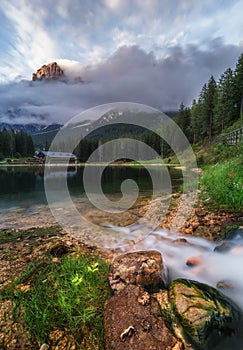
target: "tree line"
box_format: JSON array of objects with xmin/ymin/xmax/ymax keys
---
[
  {"xmin": 0, "ymin": 128, "xmax": 35, "ymax": 160},
  {"xmin": 174, "ymin": 53, "xmax": 243, "ymax": 145}
]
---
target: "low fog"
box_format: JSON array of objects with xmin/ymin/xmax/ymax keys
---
[{"xmin": 0, "ymin": 42, "xmax": 242, "ymax": 125}]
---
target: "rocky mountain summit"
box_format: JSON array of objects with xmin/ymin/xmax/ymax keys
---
[{"xmin": 32, "ymin": 62, "xmax": 64, "ymax": 81}]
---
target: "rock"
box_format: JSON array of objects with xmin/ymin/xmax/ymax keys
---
[
  {"xmin": 32, "ymin": 62, "xmax": 63, "ymax": 81},
  {"xmin": 229, "ymin": 245, "xmax": 243, "ymax": 255},
  {"xmin": 39, "ymin": 344, "xmax": 49, "ymax": 350},
  {"xmin": 186, "ymin": 255, "xmax": 203, "ymax": 267},
  {"xmin": 214, "ymin": 242, "xmax": 234, "ymax": 253},
  {"xmin": 48, "ymin": 242, "xmax": 71, "ymax": 257},
  {"xmin": 195, "ymin": 210, "xmax": 208, "ymax": 217},
  {"xmin": 168, "ymin": 278, "xmax": 242, "ymax": 349},
  {"xmin": 191, "ymin": 221, "xmax": 200, "ymax": 230},
  {"xmin": 108, "ymin": 250, "xmax": 167, "ymax": 293},
  {"xmin": 184, "ymin": 228, "xmax": 193, "ymax": 235},
  {"xmin": 173, "ymin": 238, "xmax": 189, "ymax": 246},
  {"xmin": 104, "ymin": 285, "xmax": 183, "ymax": 350},
  {"xmin": 217, "ymin": 280, "xmax": 236, "ymax": 290}
]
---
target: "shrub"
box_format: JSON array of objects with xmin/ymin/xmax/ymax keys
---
[{"xmin": 14, "ymin": 152, "xmax": 21, "ymax": 159}]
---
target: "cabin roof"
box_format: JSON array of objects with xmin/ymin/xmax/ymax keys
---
[{"xmin": 37, "ymin": 150, "xmax": 77, "ymax": 159}]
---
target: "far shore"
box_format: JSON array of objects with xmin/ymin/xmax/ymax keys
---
[{"xmin": 0, "ymin": 161, "xmax": 181, "ymax": 167}]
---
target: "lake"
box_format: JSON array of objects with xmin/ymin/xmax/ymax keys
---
[{"xmin": 0, "ymin": 165, "xmax": 183, "ymax": 230}]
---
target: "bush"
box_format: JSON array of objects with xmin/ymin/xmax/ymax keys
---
[
  {"xmin": 200, "ymin": 159, "xmax": 243, "ymax": 211},
  {"xmin": 14, "ymin": 152, "xmax": 21, "ymax": 159}
]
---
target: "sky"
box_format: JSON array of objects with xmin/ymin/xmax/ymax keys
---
[{"xmin": 0, "ymin": 0, "xmax": 243, "ymax": 124}]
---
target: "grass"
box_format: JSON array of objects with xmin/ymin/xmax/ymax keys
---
[
  {"xmin": 0, "ymin": 226, "xmax": 63, "ymax": 244},
  {"xmin": 200, "ymin": 157, "xmax": 243, "ymax": 211},
  {"xmin": 1, "ymin": 252, "xmax": 111, "ymax": 349}
]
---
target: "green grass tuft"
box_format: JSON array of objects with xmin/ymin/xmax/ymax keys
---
[
  {"xmin": 200, "ymin": 158, "xmax": 243, "ymax": 211},
  {"xmin": 2, "ymin": 253, "xmax": 111, "ymax": 349}
]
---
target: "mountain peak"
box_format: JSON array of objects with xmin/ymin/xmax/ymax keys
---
[{"xmin": 32, "ymin": 62, "xmax": 64, "ymax": 81}]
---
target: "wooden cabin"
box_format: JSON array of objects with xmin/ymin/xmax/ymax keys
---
[{"xmin": 34, "ymin": 150, "xmax": 77, "ymax": 164}]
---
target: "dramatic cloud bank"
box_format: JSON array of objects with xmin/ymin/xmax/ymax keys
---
[{"xmin": 0, "ymin": 43, "xmax": 242, "ymax": 125}]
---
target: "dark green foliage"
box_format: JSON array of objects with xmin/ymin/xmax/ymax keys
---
[
  {"xmin": 0, "ymin": 128, "xmax": 34, "ymax": 158},
  {"xmin": 214, "ymin": 68, "xmax": 237, "ymax": 131},
  {"xmin": 175, "ymin": 53, "xmax": 243, "ymax": 146},
  {"xmin": 174, "ymin": 102, "xmax": 192, "ymax": 142},
  {"xmin": 0, "ymin": 152, "xmax": 4, "ymax": 161},
  {"xmin": 73, "ymin": 124, "xmax": 175, "ymax": 162}
]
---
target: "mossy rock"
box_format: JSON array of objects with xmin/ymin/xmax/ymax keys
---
[{"xmin": 168, "ymin": 279, "xmax": 242, "ymax": 349}]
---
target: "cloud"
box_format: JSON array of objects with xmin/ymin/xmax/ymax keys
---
[
  {"xmin": 0, "ymin": 42, "xmax": 242, "ymax": 126},
  {"xmin": 0, "ymin": 0, "xmax": 59, "ymax": 80},
  {"xmin": 1, "ymin": 0, "xmax": 243, "ymax": 84}
]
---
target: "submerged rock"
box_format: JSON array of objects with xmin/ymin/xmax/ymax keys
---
[
  {"xmin": 104, "ymin": 285, "xmax": 184, "ymax": 350},
  {"xmin": 216, "ymin": 279, "xmax": 236, "ymax": 290},
  {"xmin": 214, "ymin": 242, "xmax": 235, "ymax": 253},
  {"xmin": 168, "ymin": 279, "xmax": 242, "ymax": 349},
  {"xmin": 186, "ymin": 255, "xmax": 203, "ymax": 267},
  {"xmin": 108, "ymin": 250, "xmax": 167, "ymax": 293}
]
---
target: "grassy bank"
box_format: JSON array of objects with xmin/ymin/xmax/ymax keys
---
[
  {"xmin": 200, "ymin": 157, "xmax": 243, "ymax": 211},
  {"xmin": 0, "ymin": 233, "xmax": 111, "ymax": 350}
]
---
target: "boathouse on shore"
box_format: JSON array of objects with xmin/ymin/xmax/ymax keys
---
[{"xmin": 34, "ymin": 150, "xmax": 77, "ymax": 164}]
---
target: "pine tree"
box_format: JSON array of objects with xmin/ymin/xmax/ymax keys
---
[
  {"xmin": 190, "ymin": 99, "xmax": 201, "ymax": 144},
  {"xmin": 0, "ymin": 128, "xmax": 11, "ymax": 157},
  {"xmin": 204, "ymin": 76, "xmax": 217, "ymax": 145},
  {"xmin": 234, "ymin": 53, "xmax": 243, "ymax": 124},
  {"xmin": 10, "ymin": 129, "xmax": 16, "ymax": 158},
  {"xmin": 214, "ymin": 68, "xmax": 236, "ymax": 131}
]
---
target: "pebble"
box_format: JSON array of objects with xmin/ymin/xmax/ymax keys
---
[
  {"xmin": 39, "ymin": 344, "xmax": 49, "ymax": 350},
  {"xmin": 186, "ymin": 255, "xmax": 203, "ymax": 267}
]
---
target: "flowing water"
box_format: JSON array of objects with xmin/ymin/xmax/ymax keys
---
[
  {"xmin": 0, "ymin": 165, "xmax": 243, "ymax": 348},
  {"xmin": 106, "ymin": 223, "xmax": 243, "ymax": 349}
]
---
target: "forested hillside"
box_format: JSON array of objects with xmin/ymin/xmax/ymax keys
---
[{"xmin": 174, "ymin": 53, "xmax": 243, "ymax": 145}]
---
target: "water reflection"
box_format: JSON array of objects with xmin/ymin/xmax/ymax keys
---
[
  {"xmin": 0, "ymin": 167, "xmax": 36, "ymax": 195},
  {"xmin": 0, "ymin": 165, "xmax": 184, "ymax": 229}
]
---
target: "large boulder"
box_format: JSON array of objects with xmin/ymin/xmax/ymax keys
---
[
  {"xmin": 104, "ymin": 285, "xmax": 184, "ymax": 350},
  {"xmin": 168, "ymin": 279, "xmax": 242, "ymax": 349},
  {"xmin": 108, "ymin": 250, "xmax": 167, "ymax": 293}
]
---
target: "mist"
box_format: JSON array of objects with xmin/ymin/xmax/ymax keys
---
[{"xmin": 0, "ymin": 42, "xmax": 242, "ymax": 125}]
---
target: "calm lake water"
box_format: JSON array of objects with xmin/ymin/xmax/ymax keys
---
[{"xmin": 0, "ymin": 165, "xmax": 183, "ymax": 229}]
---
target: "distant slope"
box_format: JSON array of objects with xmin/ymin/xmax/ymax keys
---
[{"xmin": 31, "ymin": 124, "xmax": 63, "ymax": 148}]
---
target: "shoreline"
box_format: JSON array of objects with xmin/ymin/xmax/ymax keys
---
[{"xmin": 0, "ymin": 161, "xmax": 187, "ymax": 168}]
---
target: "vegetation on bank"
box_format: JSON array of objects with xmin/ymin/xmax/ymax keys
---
[
  {"xmin": 200, "ymin": 157, "xmax": 243, "ymax": 212},
  {"xmin": 1, "ymin": 248, "xmax": 110, "ymax": 349},
  {"xmin": 174, "ymin": 53, "xmax": 243, "ymax": 146},
  {"xmin": 0, "ymin": 128, "xmax": 34, "ymax": 160}
]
